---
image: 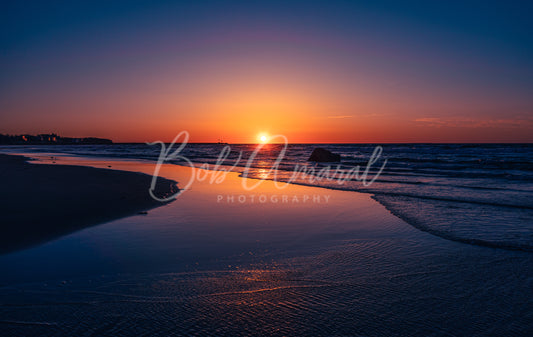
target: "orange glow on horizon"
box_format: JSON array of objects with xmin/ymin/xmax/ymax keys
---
[{"xmin": 2, "ymin": 61, "xmax": 532, "ymax": 144}]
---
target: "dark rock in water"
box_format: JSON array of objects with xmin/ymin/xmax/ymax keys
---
[{"xmin": 308, "ymin": 148, "xmax": 341, "ymax": 162}]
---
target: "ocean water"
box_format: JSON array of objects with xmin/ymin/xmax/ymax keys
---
[
  {"xmin": 1, "ymin": 143, "xmax": 532, "ymax": 251},
  {"xmin": 1, "ymin": 145, "xmax": 532, "ymax": 336}
]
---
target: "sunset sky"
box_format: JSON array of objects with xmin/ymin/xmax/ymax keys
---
[{"xmin": 1, "ymin": 0, "xmax": 532, "ymax": 143}]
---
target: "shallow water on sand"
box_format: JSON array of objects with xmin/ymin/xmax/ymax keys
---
[
  {"xmin": 1, "ymin": 238, "xmax": 532, "ymax": 336},
  {"xmin": 1, "ymin": 143, "xmax": 532, "ymax": 251},
  {"xmin": 0, "ymin": 157, "xmax": 532, "ymax": 336}
]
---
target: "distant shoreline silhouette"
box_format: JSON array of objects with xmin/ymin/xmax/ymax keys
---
[{"xmin": 0, "ymin": 133, "xmax": 112, "ymax": 145}]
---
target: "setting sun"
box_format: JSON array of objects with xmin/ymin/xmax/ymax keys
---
[{"xmin": 258, "ymin": 133, "xmax": 269, "ymax": 143}]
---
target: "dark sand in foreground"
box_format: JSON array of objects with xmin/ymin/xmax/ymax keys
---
[{"xmin": 0, "ymin": 154, "xmax": 177, "ymax": 254}]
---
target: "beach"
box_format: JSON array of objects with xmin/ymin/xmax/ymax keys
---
[
  {"xmin": 3, "ymin": 1, "xmax": 532, "ymax": 335},
  {"xmin": 0, "ymin": 154, "xmax": 177, "ymax": 254},
  {"xmin": 0, "ymin": 153, "xmax": 532, "ymax": 336}
]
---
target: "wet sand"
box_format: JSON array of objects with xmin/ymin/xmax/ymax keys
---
[
  {"xmin": 0, "ymin": 154, "xmax": 177, "ymax": 254},
  {"xmin": 0, "ymin": 154, "xmax": 532, "ymax": 336}
]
